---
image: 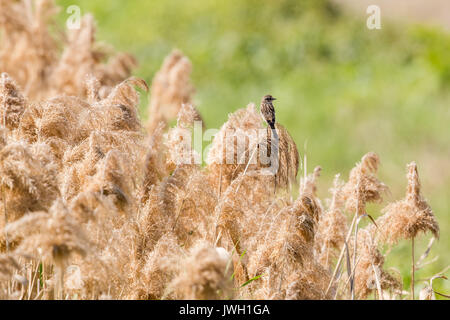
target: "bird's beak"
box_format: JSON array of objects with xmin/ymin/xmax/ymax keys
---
[{"xmin": 272, "ymin": 98, "xmax": 277, "ymax": 101}]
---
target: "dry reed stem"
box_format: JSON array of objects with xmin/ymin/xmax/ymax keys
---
[
  {"xmin": 325, "ymin": 212, "xmax": 358, "ymax": 296},
  {"xmin": 411, "ymin": 237, "xmax": 415, "ymax": 300}
]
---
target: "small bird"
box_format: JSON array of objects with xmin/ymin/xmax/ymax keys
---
[
  {"xmin": 260, "ymin": 95, "xmax": 280, "ymax": 192},
  {"xmin": 260, "ymin": 94, "xmax": 277, "ymax": 130}
]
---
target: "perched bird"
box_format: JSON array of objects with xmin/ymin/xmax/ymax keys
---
[
  {"xmin": 260, "ymin": 95, "xmax": 280, "ymax": 191},
  {"xmin": 260, "ymin": 94, "xmax": 277, "ymax": 130}
]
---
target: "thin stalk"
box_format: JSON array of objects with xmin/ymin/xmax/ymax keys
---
[
  {"xmin": 372, "ymin": 263, "xmax": 384, "ymax": 300},
  {"xmin": 325, "ymin": 212, "xmax": 358, "ymax": 296},
  {"xmin": 351, "ymin": 215, "xmax": 364, "ymax": 299},
  {"xmin": 2, "ymin": 185, "xmax": 8, "ymax": 252},
  {"xmin": 1, "ymin": 104, "xmax": 6, "ymax": 251},
  {"xmin": 27, "ymin": 261, "xmax": 40, "ymax": 300},
  {"xmin": 218, "ymin": 165, "xmax": 223, "ymax": 197},
  {"xmin": 271, "ymin": 127, "xmax": 279, "ymax": 194},
  {"xmin": 351, "ymin": 171, "xmax": 363, "ymax": 300},
  {"xmin": 351, "ymin": 219, "xmax": 359, "ymax": 300},
  {"xmin": 336, "ymin": 255, "xmax": 361, "ymax": 300},
  {"xmin": 54, "ymin": 262, "xmax": 64, "ymax": 300},
  {"xmin": 27, "ymin": 262, "xmax": 32, "ymax": 300},
  {"xmin": 214, "ymin": 228, "xmax": 222, "ymax": 247},
  {"xmin": 411, "ymin": 237, "xmax": 415, "ymax": 300},
  {"xmin": 235, "ymin": 144, "xmax": 258, "ymax": 194},
  {"xmin": 351, "ymin": 224, "xmax": 357, "ymax": 299}
]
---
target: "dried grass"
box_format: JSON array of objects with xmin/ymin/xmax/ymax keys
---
[
  {"xmin": 146, "ymin": 50, "xmax": 201, "ymax": 134},
  {"xmin": 350, "ymin": 229, "xmax": 401, "ymax": 299},
  {"xmin": 377, "ymin": 162, "xmax": 439, "ymax": 244},
  {"xmin": 315, "ymin": 174, "xmax": 348, "ymax": 269},
  {"xmin": 0, "ymin": 5, "xmax": 444, "ymax": 301},
  {"xmin": 343, "ymin": 152, "xmax": 388, "ymax": 216},
  {"xmin": 0, "ymin": 0, "xmax": 135, "ymax": 101}
]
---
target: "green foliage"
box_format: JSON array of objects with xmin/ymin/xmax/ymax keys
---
[
  {"xmin": 56, "ymin": 0, "xmax": 450, "ymax": 297},
  {"xmin": 241, "ymin": 274, "xmax": 264, "ymax": 288}
]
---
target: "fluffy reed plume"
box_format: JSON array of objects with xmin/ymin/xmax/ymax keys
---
[
  {"xmin": 0, "ymin": 254, "xmax": 19, "ymax": 281},
  {"xmin": 165, "ymin": 104, "xmax": 201, "ymax": 170},
  {"xmin": 0, "ymin": 139, "xmax": 59, "ymax": 236},
  {"xmin": 261, "ymin": 195, "xmax": 318, "ymax": 270},
  {"xmin": 84, "ymin": 150, "xmax": 134, "ymax": 214},
  {"xmin": 300, "ymin": 166, "xmax": 321, "ymax": 196},
  {"xmin": 0, "ymin": 0, "xmax": 135, "ymax": 101},
  {"xmin": 55, "ymin": 77, "xmax": 148, "ymax": 201},
  {"xmin": 377, "ymin": 162, "xmax": 439, "ymax": 243},
  {"xmin": 140, "ymin": 122, "xmax": 167, "ymax": 203},
  {"xmin": 215, "ymin": 171, "xmax": 274, "ymax": 269},
  {"xmin": 69, "ymin": 189, "xmax": 115, "ymax": 225},
  {"xmin": 211, "ymin": 135, "xmax": 320, "ymax": 299},
  {"xmin": 49, "ymin": 14, "xmax": 101, "ymax": 98},
  {"xmin": 245, "ymin": 191, "xmax": 330, "ymax": 300},
  {"xmin": 315, "ymin": 174, "xmax": 348, "ymax": 268},
  {"xmin": 277, "ymin": 124, "xmax": 300, "ymax": 187},
  {"xmin": 341, "ymin": 153, "xmax": 389, "ymax": 299},
  {"xmin": 96, "ymin": 53, "xmax": 138, "ymax": 95},
  {"xmin": 18, "ymin": 96, "xmax": 88, "ymax": 146},
  {"xmin": 298, "ymin": 166, "xmax": 323, "ymax": 232},
  {"xmin": 206, "ymin": 104, "xmax": 264, "ymax": 191},
  {"xmin": 66, "ymin": 189, "xmax": 139, "ymax": 300},
  {"xmin": 0, "ymin": 72, "xmax": 148, "ymax": 298},
  {"xmin": 135, "ymin": 232, "xmax": 183, "ymax": 299},
  {"xmin": 284, "ymin": 265, "xmax": 333, "ymax": 300},
  {"xmin": 137, "ymin": 103, "xmax": 217, "ymax": 259},
  {"xmin": 325, "ymin": 153, "xmax": 389, "ymax": 298},
  {"xmin": 0, "ymin": 0, "xmax": 58, "ymax": 99},
  {"xmin": 4, "ymin": 199, "xmax": 88, "ymax": 264},
  {"xmin": 146, "ymin": 50, "xmax": 201, "ymax": 134},
  {"xmin": 61, "ymin": 129, "xmax": 145, "ymax": 186},
  {"xmin": 80, "ymin": 77, "xmax": 148, "ymax": 134},
  {"xmin": 343, "ymin": 152, "xmax": 388, "ymax": 216},
  {"xmin": 169, "ymin": 242, "xmax": 233, "ymax": 300},
  {"xmin": 350, "ymin": 229, "xmax": 401, "ymax": 299},
  {"xmin": 140, "ymin": 163, "xmax": 217, "ymax": 251},
  {"xmin": 66, "ymin": 158, "xmax": 140, "ymax": 299},
  {"xmin": 264, "ymin": 123, "xmax": 300, "ymax": 191},
  {"xmin": 4, "ymin": 199, "xmax": 88, "ymax": 298},
  {"xmin": 0, "ymin": 73, "xmax": 26, "ymax": 131},
  {"xmin": 50, "ymin": 14, "xmax": 137, "ymax": 99}
]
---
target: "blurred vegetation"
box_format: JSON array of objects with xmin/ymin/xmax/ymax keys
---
[{"xmin": 57, "ymin": 0, "xmax": 449, "ymax": 297}]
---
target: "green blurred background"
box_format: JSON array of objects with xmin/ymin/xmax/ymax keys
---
[{"xmin": 57, "ymin": 0, "xmax": 449, "ymax": 298}]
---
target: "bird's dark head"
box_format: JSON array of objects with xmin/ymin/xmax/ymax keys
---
[{"xmin": 262, "ymin": 94, "xmax": 276, "ymax": 102}]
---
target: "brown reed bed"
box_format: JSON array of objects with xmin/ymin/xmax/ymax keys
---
[{"xmin": 0, "ymin": 0, "xmax": 446, "ymax": 300}]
